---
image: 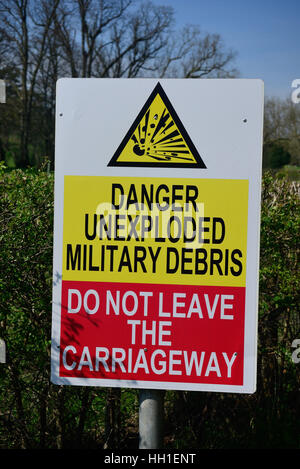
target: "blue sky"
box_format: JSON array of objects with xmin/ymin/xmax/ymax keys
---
[{"xmin": 151, "ymin": 0, "xmax": 300, "ymax": 99}]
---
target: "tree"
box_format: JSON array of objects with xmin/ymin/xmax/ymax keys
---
[
  {"xmin": 0, "ymin": 66, "xmax": 20, "ymax": 164},
  {"xmin": 53, "ymin": 1, "xmax": 238, "ymax": 80},
  {"xmin": 263, "ymin": 142, "xmax": 291, "ymax": 169},
  {"xmin": 264, "ymin": 96, "xmax": 300, "ymax": 166},
  {"xmin": 0, "ymin": 0, "xmax": 238, "ymax": 167},
  {"xmin": 157, "ymin": 25, "xmax": 238, "ymax": 79},
  {"xmin": 0, "ymin": 0, "xmax": 60, "ymax": 167},
  {"xmin": 53, "ymin": 0, "xmax": 174, "ymax": 78}
]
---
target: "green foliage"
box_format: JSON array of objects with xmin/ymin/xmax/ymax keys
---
[
  {"xmin": 164, "ymin": 174, "xmax": 300, "ymax": 449},
  {"xmin": 260, "ymin": 173, "xmax": 299, "ymax": 320},
  {"xmin": 255, "ymin": 174, "xmax": 299, "ymax": 446},
  {"xmin": 263, "ymin": 142, "xmax": 291, "ymax": 169},
  {"xmin": 0, "ymin": 167, "xmax": 52, "ymax": 447},
  {"xmin": 276, "ymin": 165, "xmax": 300, "ymax": 181},
  {"xmin": 0, "ymin": 169, "xmax": 299, "ymax": 449}
]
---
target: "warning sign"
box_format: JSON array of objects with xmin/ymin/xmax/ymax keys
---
[
  {"xmin": 51, "ymin": 78, "xmax": 264, "ymax": 393},
  {"xmin": 63, "ymin": 176, "xmax": 248, "ymax": 287},
  {"xmin": 108, "ymin": 83, "xmax": 206, "ymax": 168},
  {"xmin": 60, "ymin": 282, "xmax": 245, "ymax": 384},
  {"xmin": 59, "ymin": 176, "xmax": 247, "ymax": 385}
]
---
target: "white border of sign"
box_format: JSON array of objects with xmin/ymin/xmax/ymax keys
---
[{"xmin": 51, "ymin": 78, "xmax": 264, "ymax": 393}]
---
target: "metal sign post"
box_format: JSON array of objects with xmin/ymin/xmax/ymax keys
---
[
  {"xmin": 139, "ymin": 389, "xmax": 164, "ymax": 449},
  {"xmin": 0, "ymin": 339, "xmax": 6, "ymax": 364}
]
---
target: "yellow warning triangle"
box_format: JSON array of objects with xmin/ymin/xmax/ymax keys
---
[{"xmin": 108, "ymin": 82, "xmax": 206, "ymax": 168}]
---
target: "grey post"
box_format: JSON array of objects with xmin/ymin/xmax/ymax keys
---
[
  {"xmin": 139, "ymin": 389, "xmax": 164, "ymax": 449},
  {"xmin": 0, "ymin": 339, "xmax": 6, "ymax": 364},
  {"xmin": 0, "ymin": 80, "xmax": 6, "ymax": 104}
]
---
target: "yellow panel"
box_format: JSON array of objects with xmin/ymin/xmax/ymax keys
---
[{"xmin": 63, "ymin": 176, "xmax": 248, "ymax": 287}]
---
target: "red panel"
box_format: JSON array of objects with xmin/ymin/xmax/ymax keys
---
[{"xmin": 59, "ymin": 280, "xmax": 245, "ymax": 385}]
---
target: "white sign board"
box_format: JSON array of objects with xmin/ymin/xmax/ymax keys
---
[{"xmin": 51, "ymin": 78, "xmax": 264, "ymax": 393}]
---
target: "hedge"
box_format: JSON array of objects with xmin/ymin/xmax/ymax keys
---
[{"xmin": 0, "ymin": 166, "xmax": 299, "ymax": 449}]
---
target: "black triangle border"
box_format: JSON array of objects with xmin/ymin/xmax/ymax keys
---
[{"xmin": 107, "ymin": 82, "xmax": 206, "ymax": 168}]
